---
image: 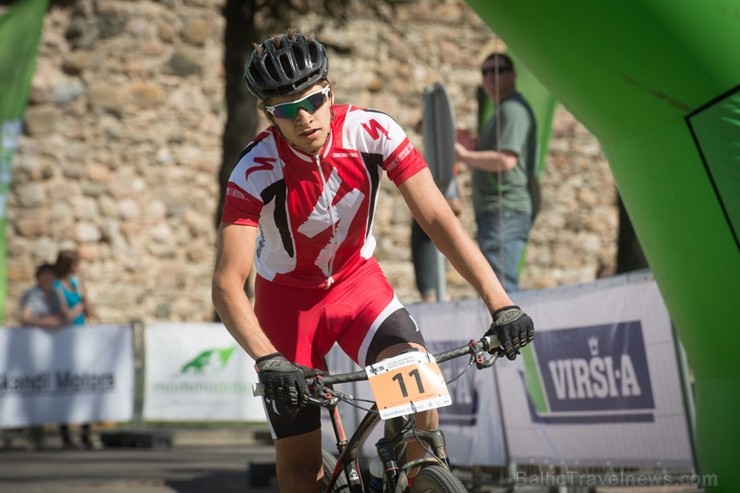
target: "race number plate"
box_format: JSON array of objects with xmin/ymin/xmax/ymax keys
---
[{"xmin": 365, "ymin": 352, "xmax": 451, "ymax": 420}]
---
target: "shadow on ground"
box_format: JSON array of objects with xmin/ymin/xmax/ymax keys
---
[{"xmin": 166, "ymin": 470, "xmax": 255, "ymax": 493}]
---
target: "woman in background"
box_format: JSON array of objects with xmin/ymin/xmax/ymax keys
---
[
  {"xmin": 53, "ymin": 249, "xmax": 95, "ymax": 449},
  {"xmin": 53, "ymin": 249, "xmax": 92, "ymax": 326}
]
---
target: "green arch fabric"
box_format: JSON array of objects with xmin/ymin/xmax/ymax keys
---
[
  {"xmin": 0, "ymin": 0, "xmax": 49, "ymax": 322},
  {"xmin": 466, "ymin": 1, "xmax": 740, "ymax": 491}
]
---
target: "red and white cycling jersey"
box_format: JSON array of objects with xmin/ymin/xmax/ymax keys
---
[{"xmin": 221, "ymin": 104, "xmax": 427, "ymax": 288}]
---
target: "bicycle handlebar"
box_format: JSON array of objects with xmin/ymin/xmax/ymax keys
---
[{"xmin": 252, "ymin": 334, "xmax": 499, "ymax": 397}]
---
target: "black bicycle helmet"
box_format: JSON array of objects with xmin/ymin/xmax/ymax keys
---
[{"xmin": 244, "ymin": 32, "xmax": 329, "ymax": 100}]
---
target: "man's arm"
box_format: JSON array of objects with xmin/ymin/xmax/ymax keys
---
[
  {"xmin": 455, "ymin": 142, "xmax": 518, "ymax": 172},
  {"xmin": 19, "ymin": 306, "xmax": 64, "ymax": 329},
  {"xmin": 212, "ymin": 223, "xmax": 277, "ymax": 360},
  {"xmin": 398, "ymin": 168, "xmax": 512, "ymax": 313}
]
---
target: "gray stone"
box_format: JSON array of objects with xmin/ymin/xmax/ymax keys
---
[
  {"xmin": 163, "ymin": 49, "xmax": 203, "ymax": 76},
  {"xmin": 52, "ymin": 80, "xmax": 87, "ymax": 103},
  {"xmin": 16, "ymin": 182, "xmax": 46, "ymax": 208},
  {"xmin": 76, "ymin": 221, "xmax": 103, "ymax": 242},
  {"xmin": 24, "ymin": 106, "xmax": 57, "ymax": 136}
]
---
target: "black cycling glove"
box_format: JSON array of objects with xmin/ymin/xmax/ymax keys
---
[
  {"xmin": 255, "ymin": 352, "xmax": 309, "ymax": 414},
  {"xmin": 485, "ymin": 305, "xmax": 535, "ymax": 360}
]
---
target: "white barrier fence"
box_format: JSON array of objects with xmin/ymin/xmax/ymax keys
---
[
  {"xmin": 143, "ymin": 322, "xmax": 262, "ymax": 421},
  {"xmin": 0, "ymin": 273, "xmax": 695, "ymax": 470},
  {"xmin": 0, "ymin": 324, "xmax": 133, "ymax": 427}
]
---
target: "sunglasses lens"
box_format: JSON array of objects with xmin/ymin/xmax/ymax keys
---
[
  {"xmin": 270, "ymin": 89, "xmax": 329, "ymax": 119},
  {"xmin": 306, "ymin": 91, "xmax": 328, "ymax": 111},
  {"xmin": 271, "ymin": 103, "xmax": 298, "ymax": 119}
]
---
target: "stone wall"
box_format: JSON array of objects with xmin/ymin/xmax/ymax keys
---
[{"xmin": 5, "ymin": 0, "xmax": 616, "ymax": 325}]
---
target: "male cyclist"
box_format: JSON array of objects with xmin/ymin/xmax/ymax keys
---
[{"xmin": 212, "ymin": 30, "xmax": 534, "ymax": 493}]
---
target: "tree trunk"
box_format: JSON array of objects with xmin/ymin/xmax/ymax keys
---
[
  {"xmin": 216, "ymin": 0, "xmax": 258, "ymax": 228},
  {"xmin": 214, "ymin": 0, "xmax": 261, "ymax": 316}
]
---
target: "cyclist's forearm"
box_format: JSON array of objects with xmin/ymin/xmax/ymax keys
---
[
  {"xmin": 399, "ymin": 170, "xmax": 513, "ymax": 313},
  {"xmin": 212, "ymin": 279, "xmax": 276, "ymax": 360},
  {"xmin": 432, "ymin": 220, "xmax": 512, "ymax": 312}
]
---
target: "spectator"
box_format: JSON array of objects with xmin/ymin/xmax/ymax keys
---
[
  {"xmin": 52, "ymin": 249, "xmax": 94, "ymax": 449},
  {"xmin": 18, "ymin": 262, "xmax": 65, "ymax": 450},
  {"xmin": 53, "ymin": 250, "xmax": 93, "ymax": 326},
  {"xmin": 456, "ymin": 52, "xmax": 538, "ymax": 292},
  {"xmin": 19, "ymin": 263, "xmax": 64, "ymax": 329}
]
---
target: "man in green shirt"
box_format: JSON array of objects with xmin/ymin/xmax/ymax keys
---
[{"xmin": 456, "ymin": 52, "xmax": 537, "ymax": 291}]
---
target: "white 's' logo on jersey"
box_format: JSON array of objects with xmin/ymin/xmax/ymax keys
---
[{"xmin": 298, "ymin": 168, "xmax": 365, "ymax": 276}]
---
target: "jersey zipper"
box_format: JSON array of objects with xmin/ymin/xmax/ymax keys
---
[{"xmin": 314, "ymin": 154, "xmax": 338, "ymax": 288}]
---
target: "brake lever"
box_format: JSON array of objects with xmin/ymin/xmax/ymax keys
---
[
  {"xmin": 475, "ymin": 353, "xmax": 499, "ymax": 369},
  {"xmin": 469, "ymin": 340, "xmax": 499, "ymax": 369}
]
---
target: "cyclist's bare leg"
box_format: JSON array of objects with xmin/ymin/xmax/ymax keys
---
[
  {"xmin": 274, "ymin": 428, "xmax": 323, "ymax": 493},
  {"xmin": 375, "ymin": 342, "xmax": 439, "ymax": 479}
]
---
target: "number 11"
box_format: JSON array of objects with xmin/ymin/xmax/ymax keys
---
[{"xmin": 392, "ymin": 368, "xmax": 425, "ymax": 397}]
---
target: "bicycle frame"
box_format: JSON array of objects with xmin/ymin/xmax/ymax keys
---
[
  {"xmin": 321, "ymin": 336, "xmax": 499, "ymax": 492},
  {"xmin": 253, "ymin": 335, "xmax": 499, "ymax": 492}
]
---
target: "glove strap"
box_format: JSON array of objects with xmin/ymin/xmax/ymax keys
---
[
  {"xmin": 493, "ymin": 305, "xmax": 520, "ymax": 317},
  {"xmin": 255, "ymin": 352, "xmax": 283, "ymax": 368}
]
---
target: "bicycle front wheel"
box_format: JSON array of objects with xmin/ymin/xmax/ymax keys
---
[
  {"xmin": 410, "ymin": 465, "xmax": 467, "ymax": 493},
  {"xmin": 320, "ymin": 449, "xmax": 349, "ymax": 492}
]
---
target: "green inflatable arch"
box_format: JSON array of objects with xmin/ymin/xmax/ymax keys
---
[{"xmin": 466, "ymin": 1, "xmax": 739, "ymax": 491}]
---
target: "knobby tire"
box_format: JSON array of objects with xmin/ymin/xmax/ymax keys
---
[
  {"xmin": 410, "ymin": 465, "xmax": 467, "ymax": 493},
  {"xmin": 321, "ymin": 449, "xmax": 350, "ymax": 492}
]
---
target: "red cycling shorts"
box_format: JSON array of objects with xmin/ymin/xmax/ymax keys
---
[
  {"xmin": 254, "ymin": 257, "xmax": 426, "ymax": 439},
  {"xmin": 254, "ymin": 257, "xmax": 424, "ymax": 370}
]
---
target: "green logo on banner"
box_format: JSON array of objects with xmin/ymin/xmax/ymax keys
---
[{"xmin": 179, "ymin": 346, "xmax": 237, "ymax": 375}]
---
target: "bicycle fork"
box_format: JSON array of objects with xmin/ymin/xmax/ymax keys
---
[{"xmin": 376, "ymin": 416, "xmax": 453, "ymax": 491}]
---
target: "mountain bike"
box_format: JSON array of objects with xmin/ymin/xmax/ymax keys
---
[{"xmin": 255, "ymin": 334, "xmax": 501, "ymax": 492}]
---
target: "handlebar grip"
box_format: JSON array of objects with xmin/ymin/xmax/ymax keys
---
[
  {"xmin": 252, "ymin": 382, "xmax": 265, "ymax": 397},
  {"xmin": 484, "ymin": 333, "xmax": 501, "ymax": 351}
]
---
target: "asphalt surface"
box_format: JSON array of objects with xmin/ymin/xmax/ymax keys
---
[
  {"xmin": 0, "ymin": 428, "xmax": 699, "ymax": 493},
  {"xmin": 0, "ymin": 428, "xmax": 280, "ymax": 493},
  {"xmin": 0, "ymin": 427, "xmax": 526, "ymax": 493}
]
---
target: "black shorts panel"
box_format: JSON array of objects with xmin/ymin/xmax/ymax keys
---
[
  {"xmin": 365, "ymin": 307, "xmax": 426, "ymax": 365},
  {"xmin": 264, "ymin": 398, "xmax": 321, "ymax": 440}
]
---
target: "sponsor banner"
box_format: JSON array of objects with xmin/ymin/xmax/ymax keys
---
[
  {"xmin": 500, "ymin": 273, "xmax": 693, "ymax": 467},
  {"xmin": 321, "ymin": 299, "xmax": 507, "ymax": 467},
  {"xmin": 0, "ymin": 325, "xmax": 134, "ymax": 428},
  {"xmin": 143, "ymin": 323, "xmax": 265, "ymax": 422}
]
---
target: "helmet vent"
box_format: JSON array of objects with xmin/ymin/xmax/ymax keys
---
[
  {"xmin": 292, "ymin": 44, "xmax": 306, "ymax": 71},
  {"xmin": 278, "ymin": 53, "xmax": 294, "ymax": 79},
  {"xmin": 308, "ymin": 43, "xmax": 318, "ymax": 67}
]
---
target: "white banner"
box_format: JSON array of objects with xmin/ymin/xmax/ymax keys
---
[
  {"xmin": 500, "ymin": 273, "xmax": 694, "ymax": 468},
  {"xmin": 321, "ymin": 299, "xmax": 507, "ymax": 467},
  {"xmin": 143, "ymin": 323, "xmax": 265, "ymax": 422},
  {"xmin": 0, "ymin": 324, "xmax": 134, "ymax": 428}
]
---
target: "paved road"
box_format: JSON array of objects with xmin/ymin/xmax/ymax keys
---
[
  {"xmin": 0, "ymin": 428, "xmax": 280, "ymax": 493},
  {"xmin": 0, "ymin": 428, "xmax": 520, "ymax": 493},
  {"xmin": 0, "ymin": 445, "xmax": 281, "ymax": 493},
  {"xmin": 1, "ymin": 429, "xmax": 694, "ymax": 493}
]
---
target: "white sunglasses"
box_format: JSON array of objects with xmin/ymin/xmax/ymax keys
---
[{"xmin": 265, "ymin": 86, "xmax": 331, "ymax": 119}]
